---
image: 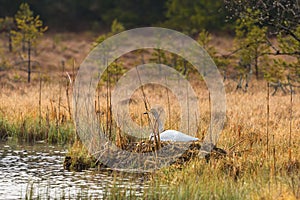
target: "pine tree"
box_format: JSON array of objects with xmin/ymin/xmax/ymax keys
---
[
  {"xmin": 197, "ymin": 29, "xmax": 229, "ymax": 72},
  {"xmin": 165, "ymin": 0, "xmax": 228, "ymax": 34},
  {"xmin": 0, "ymin": 17, "xmax": 16, "ymax": 52},
  {"xmin": 94, "ymin": 19, "xmax": 125, "ymax": 86},
  {"xmin": 278, "ymin": 26, "xmax": 300, "ymax": 81},
  {"xmin": 234, "ymin": 9, "xmax": 269, "ymax": 79},
  {"xmin": 11, "ymin": 3, "xmax": 47, "ymax": 83}
]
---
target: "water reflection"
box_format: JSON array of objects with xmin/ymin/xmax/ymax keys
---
[{"xmin": 0, "ymin": 143, "xmax": 147, "ymax": 199}]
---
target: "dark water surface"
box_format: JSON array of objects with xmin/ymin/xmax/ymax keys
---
[{"xmin": 0, "ymin": 142, "xmax": 147, "ymax": 199}]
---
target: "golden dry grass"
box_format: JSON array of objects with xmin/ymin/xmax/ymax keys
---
[
  {"xmin": 1, "ymin": 71, "xmax": 299, "ymax": 199},
  {"xmin": 0, "ymin": 32, "xmax": 299, "ymax": 198},
  {"xmin": 1, "ymin": 75, "xmax": 299, "ymax": 155},
  {"xmin": 0, "ymin": 82, "xmax": 71, "ymax": 122}
]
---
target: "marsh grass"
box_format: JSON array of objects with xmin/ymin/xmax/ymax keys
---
[
  {"xmin": 64, "ymin": 140, "xmax": 99, "ymax": 171},
  {"xmin": 0, "ymin": 82, "xmax": 75, "ymax": 144},
  {"xmin": 151, "ymin": 154, "xmax": 299, "ymax": 199},
  {"xmin": 61, "ymin": 79, "xmax": 300, "ymax": 199},
  {"xmin": 22, "ymin": 155, "xmax": 300, "ymax": 199},
  {"xmin": 143, "ymin": 80, "xmax": 300, "ymax": 199},
  {"xmin": 1, "ymin": 77, "xmax": 300, "ymax": 199},
  {"xmin": 0, "ymin": 114, "xmax": 74, "ymax": 144}
]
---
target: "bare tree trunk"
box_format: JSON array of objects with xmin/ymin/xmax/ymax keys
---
[
  {"xmin": 8, "ymin": 33, "xmax": 12, "ymax": 52},
  {"xmin": 288, "ymin": 87, "xmax": 293, "ymax": 162},
  {"xmin": 106, "ymin": 68, "xmax": 111, "ymax": 138},
  {"xmin": 39, "ymin": 72, "xmax": 42, "ymax": 128},
  {"xmin": 255, "ymin": 63, "xmax": 258, "ymax": 79},
  {"xmin": 255, "ymin": 49, "xmax": 259, "ymax": 79},
  {"xmin": 22, "ymin": 33, "xmax": 26, "ymax": 53},
  {"xmin": 266, "ymin": 82, "xmax": 270, "ymax": 157},
  {"xmin": 27, "ymin": 40, "xmax": 31, "ymax": 83},
  {"xmin": 183, "ymin": 60, "xmax": 187, "ymax": 76}
]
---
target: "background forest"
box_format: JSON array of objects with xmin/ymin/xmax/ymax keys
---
[{"xmin": 0, "ymin": 0, "xmax": 229, "ymax": 33}]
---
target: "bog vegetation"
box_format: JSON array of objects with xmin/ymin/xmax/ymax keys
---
[{"xmin": 0, "ymin": 1, "xmax": 299, "ymax": 199}]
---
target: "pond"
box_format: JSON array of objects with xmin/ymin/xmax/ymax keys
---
[{"xmin": 0, "ymin": 142, "xmax": 148, "ymax": 199}]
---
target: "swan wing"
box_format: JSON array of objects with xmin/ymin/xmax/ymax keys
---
[{"xmin": 160, "ymin": 130, "xmax": 198, "ymax": 142}]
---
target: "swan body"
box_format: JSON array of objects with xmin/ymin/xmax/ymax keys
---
[
  {"xmin": 146, "ymin": 108, "xmax": 199, "ymax": 142},
  {"xmin": 149, "ymin": 130, "xmax": 199, "ymax": 142}
]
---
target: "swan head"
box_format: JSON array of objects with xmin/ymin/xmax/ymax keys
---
[{"xmin": 144, "ymin": 107, "xmax": 165, "ymax": 139}]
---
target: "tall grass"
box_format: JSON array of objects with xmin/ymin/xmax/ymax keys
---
[
  {"xmin": 1, "ymin": 74, "xmax": 299, "ymax": 199},
  {"xmin": 0, "ymin": 115, "xmax": 74, "ymax": 144},
  {"xmin": 0, "ymin": 82, "xmax": 75, "ymax": 144},
  {"xmin": 22, "ymin": 155, "xmax": 299, "ymax": 199},
  {"xmin": 63, "ymin": 79, "xmax": 300, "ymax": 199},
  {"xmin": 150, "ymin": 157, "xmax": 299, "ymax": 199}
]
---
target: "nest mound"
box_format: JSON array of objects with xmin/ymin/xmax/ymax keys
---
[{"xmin": 64, "ymin": 140, "xmax": 226, "ymax": 172}]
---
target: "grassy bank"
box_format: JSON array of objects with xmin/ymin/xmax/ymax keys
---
[
  {"xmin": 0, "ymin": 115, "xmax": 74, "ymax": 144},
  {"xmin": 149, "ymin": 156, "xmax": 299, "ymax": 199},
  {"xmin": 0, "ymin": 82, "xmax": 75, "ymax": 144},
  {"xmin": 61, "ymin": 79, "xmax": 299, "ymax": 199},
  {"xmin": 1, "ymin": 72, "xmax": 299, "ymax": 199},
  {"xmin": 23, "ymin": 155, "xmax": 299, "ymax": 199}
]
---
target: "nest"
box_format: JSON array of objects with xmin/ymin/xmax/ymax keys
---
[{"xmin": 64, "ymin": 140, "xmax": 227, "ymax": 172}]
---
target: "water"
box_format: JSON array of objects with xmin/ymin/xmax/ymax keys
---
[{"xmin": 0, "ymin": 142, "xmax": 147, "ymax": 199}]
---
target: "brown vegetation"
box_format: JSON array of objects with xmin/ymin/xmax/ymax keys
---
[{"xmin": 0, "ymin": 32, "xmax": 299, "ymax": 199}]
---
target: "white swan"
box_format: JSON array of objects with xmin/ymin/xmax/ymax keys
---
[{"xmin": 145, "ymin": 108, "xmax": 199, "ymax": 142}]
